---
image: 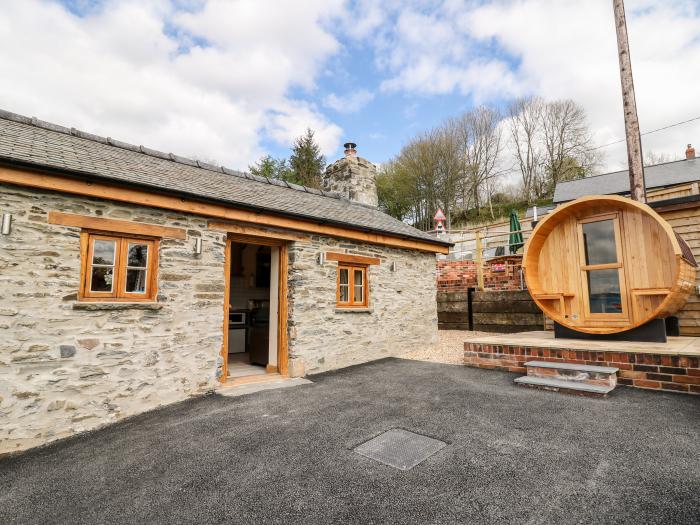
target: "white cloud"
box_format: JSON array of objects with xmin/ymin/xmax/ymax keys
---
[
  {"xmin": 345, "ymin": 0, "xmax": 700, "ymax": 171},
  {"xmin": 0, "ymin": 0, "xmax": 344, "ymax": 168},
  {"xmin": 2, "ymin": 0, "xmax": 699, "ymax": 173},
  {"xmin": 264, "ymin": 100, "xmax": 342, "ymax": 156},
  {"xmin": 323, "ymin": 89, "xmax": 374, "ymax": 113},
  {"xmin": 464, "ymin": 0, "xmax": 700, "ymax": 170}
]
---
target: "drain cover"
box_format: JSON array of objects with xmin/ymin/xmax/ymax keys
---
[{"xmin": 354, "ymin": 429, "xmax": 446, "ymax": 470}]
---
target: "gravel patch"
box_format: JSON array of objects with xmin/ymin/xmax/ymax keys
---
[{"xmin": 400, "ymin": 330, "xmax": 490, "ymax": 365}]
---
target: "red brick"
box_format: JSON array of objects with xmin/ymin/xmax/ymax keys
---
[
  {"xmin": 619, "ymin": 370, "xmax": 646, "ymax": 379},
  {"xmin": 634, "ymin": 379, "xmax": 662, "ymax": 389},
  {"xmin": 672, "ymin": 374, "xmax": 700, "ymax": 385},
  {"xmin": 661, "ymin": 382, "xmax": 689, "ymax": 392}
]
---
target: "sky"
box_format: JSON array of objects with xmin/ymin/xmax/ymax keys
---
[{"xmin": 0, "ymin": 0, "xmax": 699, "ymax": 175}]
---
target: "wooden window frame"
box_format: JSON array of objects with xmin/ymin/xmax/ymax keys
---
[
  {"xmin": 336, "ymin": 264, "xmax": 369, "ymax": 308},
  {"xmin": 79, "ymin": 231, "xmax": 159, "ymax": 302},
  {"xmin": 577, "ymin": 213, "xmax": 629, "ymax": 320}
]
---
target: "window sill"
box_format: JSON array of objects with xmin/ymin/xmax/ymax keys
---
[
  {"xmin": 334, "ymin": 307, "xmax": 373, "ymax": 314},
  {"xmin": 72, "ymin": 302, "xmax": 163, "ymax": 311}
]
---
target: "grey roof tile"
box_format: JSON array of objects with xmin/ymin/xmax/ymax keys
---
[
  {"xmin": 553, "ymin": 158, "xmax": 700, "ymax": 203},
  {"xmin": 0, "ymin": 109, "xmax": 447, "ymax": 247}
]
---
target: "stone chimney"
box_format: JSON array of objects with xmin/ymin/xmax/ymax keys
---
[
  {"xmin": 686, "ymin": 144, "xmax": 696, "ymax": 160},
  {"xmin": 322, "ymin": 142, "xmax": 378, "ymax": 207}
]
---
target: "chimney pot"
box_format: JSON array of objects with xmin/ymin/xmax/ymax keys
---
[
  {"xmin": 686, "ymin": 144, "xmax": 696, "ymax": 160},
  {"xmin": 343, "ymin": 142, "xmax": 357, "ymax": 157}
]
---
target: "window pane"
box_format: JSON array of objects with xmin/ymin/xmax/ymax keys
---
[
  {"xmin": 127, "ymin": 243, "xmax": 148, "ymax": 268},
  {"xmin": 353, "ymin": 269, "xmax": 364, "ymax": 303},
  {"xmin": 582, "ymin": 220, "xmax": 617, "ymax": 265},
  {"xmin": 93, "ymin": 240, "xmax": 116, "ymax": 265},
  {"xmin": 339, "ymin": 268, "xmax": 349, "ymax": 285},
  {"xmin": 587, "ymin": 269, "xmax": 622, "ymax": 313},
  {"xmin": 339, "ymin": 285, "xmax": 349, "ymax": 302},
  {"xmin": 90, "ymin": 267, "xmax": 114, "ymax": 292},
  {"xmin": 125, "ymin": 269, "xmax": 147, "ymax": 293}
]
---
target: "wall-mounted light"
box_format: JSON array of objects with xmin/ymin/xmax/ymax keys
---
[
  {"xmin": 390, "ymin": 261, "xmax": 398, "ymax": 272},
  {"xmin": 317, "ymin": 252, "xmax": 326, "ymax": 265},
  {"xmin": 1, "ymin": 213, "xmax": 11, "ymax": 235},
  {"xmin": 193, "ymin": 237, "xmax": 203, "ymax": 255}
]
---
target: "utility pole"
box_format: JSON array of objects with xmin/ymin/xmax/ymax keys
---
[{"xmin": 613, "ymin": 0, "xmax": 646, "ymax": 202}]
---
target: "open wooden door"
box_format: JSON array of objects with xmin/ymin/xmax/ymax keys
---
[
  {"xmin": 219, "ymin": 231, "xmax": 289, "ymax": 383},
  {"xmin": 219, "ymin": 237, "xmax": 232, "ymax": 382}
]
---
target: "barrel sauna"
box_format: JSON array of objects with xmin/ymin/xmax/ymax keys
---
[{"xmin": 523, "ymin": 195, "xmax": 697, "ymax": 335}]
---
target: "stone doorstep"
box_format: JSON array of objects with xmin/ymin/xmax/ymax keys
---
[
  {"xmin": 216, "ymin": 377, "xmax": 312, "ymax": 398},
  {"xmin": 514, "ymin": 375, "xmax": 615, "ymax": 397}
]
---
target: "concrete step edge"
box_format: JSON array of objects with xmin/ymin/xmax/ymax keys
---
[{"xmin": 514, "ymin": 375, "xmax": 615, "ymax": 394}]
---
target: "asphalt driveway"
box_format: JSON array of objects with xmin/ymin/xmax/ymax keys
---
[{"xmin": 1, "ymin": 358, "xmax": 699, "ymax": 524}]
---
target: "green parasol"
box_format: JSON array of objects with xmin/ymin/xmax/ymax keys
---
[{"xmin": 509, "ymin": 209, "xmax": 523, "ymax": 254}]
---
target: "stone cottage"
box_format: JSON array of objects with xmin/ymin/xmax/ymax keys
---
[{"xmin": 0, "ymin": 110, "xmax": 450, "ymax": 455}]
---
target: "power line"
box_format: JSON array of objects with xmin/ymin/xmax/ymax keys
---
[{"xmin": 588, "ymin": 114, "xmax": 700, "ymax": 152}]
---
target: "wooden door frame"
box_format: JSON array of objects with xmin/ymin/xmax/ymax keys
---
[
  {"xmin": 576, "ymin": 212, "xmax": 630, "ymax": 322},
  {"xmin": 219, "ymin": 233, "xmax": 289, "ymax": 383}
]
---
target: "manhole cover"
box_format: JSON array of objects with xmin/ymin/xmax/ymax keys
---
[{"xmin": 354, "ymin": 429, "xmax": 446, "ymax": 470}]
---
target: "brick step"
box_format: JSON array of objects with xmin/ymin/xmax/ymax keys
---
[
  {"xmin": 514, "ymin": 375, "xmax": 615, "ymax": 397},
  {"xmin": 524, "ymin": 360, "xmax": 619, "ymax": 389}
]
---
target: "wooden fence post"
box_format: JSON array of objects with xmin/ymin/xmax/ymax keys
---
[{"xmin": 475, "ymin": 230, "xmax": 485, "ymax": 291}]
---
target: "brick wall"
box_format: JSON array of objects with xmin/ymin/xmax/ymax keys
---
[
  {"xmin": 437, "ymin": 255, "xmax": 523, "ymax": 293},
  {"xmin": 464, "ymin": 342, "xmax": 700, "ymax": 395}
]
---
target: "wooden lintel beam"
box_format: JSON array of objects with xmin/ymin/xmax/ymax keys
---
[
  {"xmin": 48, "ymin": 211, "xmax": 187, "ymax": 239},
  {"xmin": 208, "ymin": 220, "xmax": 308, "ymax": 242},
  {"xmin": 326, "ymin": 252, "xmax": 381, "ymax": 266}
]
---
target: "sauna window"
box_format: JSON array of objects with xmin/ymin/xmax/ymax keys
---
[
  {"xmin": 582, "ymin": 220, "xmax": 618, "ymax": 265},
  {"xmin": 579, "ymin": 216, "xmax": 625, "ymax": 316},
  {"xmin": 80, "ymin": 233, "xmax": 158, "ymax": 301},
  {"xmin": 587, "ymin": 269, "xmax": 623, "ymax": 314},
  {"xmin": 337, "ymin": 265, "xmax": 368, "ymax": 308}
]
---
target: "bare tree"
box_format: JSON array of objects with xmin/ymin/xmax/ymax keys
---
[
  {"xmin": 394, "ymin": 135, "xmax": 442, "ymax": 230},
  {"xmin": 509, "ymin": 97, "xmax": 600, "ymax": 202},
  {"xmin": 541, "ymin": 99, "xmax": 600, "ymax": 197},
  {"xmin": 451, "ymin": 105, "xmax": 504, "ymax": 215},
  {"xmin": 431, "ymin": 126, "xmax": 462, "ymax": 229},
  {"xmin": 644, "ymin": 150, "xmax": 677, "ymax": 166},
  {"xmin": 507, "ymin": 97, "xmax": 544, "ymax": 202}
]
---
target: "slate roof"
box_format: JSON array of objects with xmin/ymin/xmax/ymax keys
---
[
  {"xmin": 553, "ymin": 157, "xmax": 700, "ymax": 203},
  {"xmin": 0, "ymin": 109, "xmax": 448, "ymax": 247}
]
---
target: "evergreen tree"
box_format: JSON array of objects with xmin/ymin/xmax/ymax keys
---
[
  {"xmin": 289, "ymin": 128, "xmax": 325, "ymax": 188},
  {"xmin": 248, "ymin": 155, "xmax": 292, "ymax": 180}
]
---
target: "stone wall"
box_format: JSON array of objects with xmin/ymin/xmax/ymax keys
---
[
  {"xmin": 0, "ymin": 183, "xmax": 226, "ymax": 455},
  {"xmin": 287, "ymin": 237, "xmax": 438, "ymax": 375},
  {"xmin": 0, "ymin": 182, "xmax": 441, "ymax": 454}
]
